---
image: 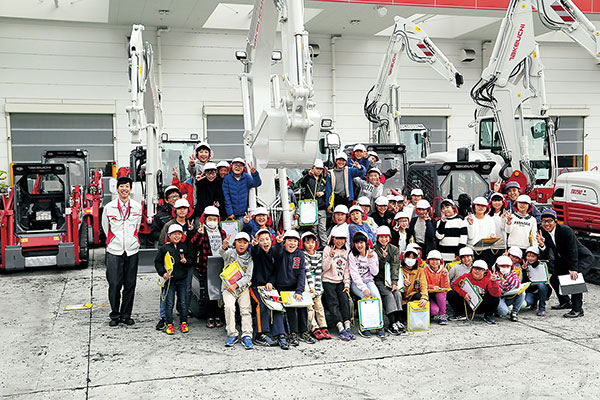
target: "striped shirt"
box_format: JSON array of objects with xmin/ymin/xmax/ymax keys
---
[
  {"xmin": 435, "ymin": 215, "xmax": 468, "ymax": 262},
  {"xmin": 498, "ymin": 270, "xmax": 521, "ymax": 294},
  {"xmin": 304, "ymin": 251, "xmax": 324, "ymax": 295}
]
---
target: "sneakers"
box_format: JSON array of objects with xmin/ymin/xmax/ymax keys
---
[
  {"xmin": 537, "ymin": 309, "xmax": 546, "ymax": 317},
  {"xmin": 449, "ymin": 314, "xmax": 467, "ymax": 321},
  {"xmin": 483, "ymin": 315, "xmax": 496, "ymax": 324},
  {"xmin": 339, "ymin": 329, "xmax": 351, "ymax": 341},
  {"xmin": 439, "ymin": 315, "xmax": 448, "ymax": 325},
  {"xmin": 345, "ymin": 328, "xmax": 357, "ymax": 340},
  {"xmin": 358, "ymin": 329, "xmax": 372, "ymax": 338},
  {"xmin": 155, "ymin": 318, "xmax": 165, "ymax": 330},
  {"xmin": 376, "ymin": 328, "xmax": 387, "ymax": 338},
  {"xmin": 180, "ymin": 322, "xmax": 189, "ymax": 333},
  {"xmin": 224, "ymin": 336, "xmax": 239, "ymax": 347},
  {"xmin": 206, "ymin": 318, "xmax": 215, "ymax": 328},
  {"xmin": 551, "ymin": 302, "xmax": 572, "ymax": 310},
  {"xmin": 120, "ymin": 318, "xmax": 135, "ymax": 326},
  {"xmin": 299, "ymin": 331, "xmax": 317, "ymax": 344},
  {"xmin": 387, "ymin": 324, "xmax": 400, "ymax": 335},
  {"xmin": 165, "ymin": 324, "xmax": 175, "ymax": 335},
  {"xmin": 241, "ymin": 335, "xmax": 254, "ymax": 350},
  {"xmin": 394, "ymin": 322, "xmax": 406, "ymax": 333},
  {"xmin": 254, "ymin": 333, "xmax": 277, "ymax": 347},
  {"xmin": 313, "ymin": 329, "xmax": 325, "ymax": 340},
  {"xmin": 277, "ymin": 335, "xmax": 290, "ymax": 350},
  {"xmin": 321, "ymin": 329, "xmax": 332, "ymax": 340},
  {"xmin": 509, "ymin": 311, "xmax": 518, "ymax": 322},
  {"xmin": 109, "ymin": 319, "xmax": 119, "ymax": 327},
  {"xmin": 215, "ymin": 318, "xmax": 224, "ymax": 327},
  {"xmin": 563, "ymin": 310, "xmax": 584, "ymax": 318},
  {"xmin": 289, "ymin": 333, "xmax": 300, "ymax": 347}
]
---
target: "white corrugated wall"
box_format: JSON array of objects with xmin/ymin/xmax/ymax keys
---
[{"xmin": 1, "ymin": 19, "xmax": 599, "ymax": 172}]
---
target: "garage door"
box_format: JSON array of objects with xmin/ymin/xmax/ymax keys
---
[{"xmin": 10, "ymin": 113, "xmax": 114, "ymax": 174}]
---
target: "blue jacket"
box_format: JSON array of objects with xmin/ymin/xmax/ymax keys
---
[
  {"xmin": 325, "ymin": 165, "xmax": 365, "ymax": 207},
  {"xmin": 222, "ymin": 171, "xmax": 262, "ymax": 217},
  {"xmin": 242, "ymin": 219, "xmax": 276, "ymax": 239},
  {"xmin": 348, "ymin": 222, "xmax": 376, "ymax": 248},
  {"xmin": 271, "ymin": 244, "xmax": 306, "ymax": 294}
]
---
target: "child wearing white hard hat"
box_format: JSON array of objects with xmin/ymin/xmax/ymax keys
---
[
  {"xmin": 505, "ymin": 194, "xmax": 537, "ymax": 250},
  {"xmin": 424, "ymin": 250, "xmax": 450, "ymax": 325},
  {"xmin": 326, "ymin": 151, "xmax": 365, "ymax": 211},
  {"xmin": 407, "ymin": 199, "xmax": 435, "ymax": 255},
  {"xmin": 373, "ymin": 226, "xmax": 405, "ymax": 335},
  {"xmin": 466, "ymin": 196, "xmax": 496, "ymax": 267},
  {"xmin": 495, "ymin": 255, "xmax": 525, "ymax": 322},
  {"xmin": 436, "ymin": 198, "xmax": 468, "ymax": 263}
]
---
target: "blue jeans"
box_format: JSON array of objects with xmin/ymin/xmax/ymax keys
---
[
  {"xmin": 160, "ymin": 268, "xmax": 193, "ymax": 319},
  {"xmin": 351, "ymin": 281, "xmax": 380, "ymax": 300},
  {"xmin": 162, "ymin": 279, "xmax": 188, "ymax": 325},
  {"xmin": 525, "ymin": 283, "xmax": 548, "ymax": 311},
  {"xmin": 497, "ymin": 292, "xmax": 525, "ymax": 316}
]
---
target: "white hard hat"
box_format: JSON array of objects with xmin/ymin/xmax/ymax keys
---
[
  {"xmin": 441, "ymin": 198, "xmax": 455, "ymax": 207},
  {"xmin": 167, "ymin": 224, "xmax": 183, "ymax": 235},
  {"xmin": 490, "ymin": 192, "xmax": 504, "ymax": 201},
  {"xmin": 404, "ymin": 247, "xmax": 419, "ymax": 256},
  {"xmin": 516, "ymin": 194, "xmax": 532, "ymax": 204},
  {"xmin": 331, "ymin": 225, "xmax": 348, "ymax": 238},
  {"xmin": 472, "ymin": 260, "xmax": 488, "ymax": 270},
  {"xmin": 357, "ymin": 196, "xmax": 371, "ymax": 206},
  {"xmin": 164, "ymin": 185, "xmax": 180, "ymax": 197},
  {"xmin": 395, "ymin": 194, "xmax": 405, "ymax": 201},
  {"xmin": 416, "ymin": 199, "xmax": 430, "ymax": 209},
  {"xmin": 283, "ymin": 230, "xmax": 300, "ymax": 240},
  {"xmin": 204, "ymin": 162, "xmax": 217, "ymax": 171},
  {"xmin": 174, "ymin": 198, "xmax": 190, "ymax": 209},
  {"xmin": 195, "ymin": 142, "xmax": 211, "ymax": 152},
  {"xmin": 252, "ymin": 207, "xmax": 269, "ymax": 216},
  {"xmin": 525, "ymin": 246, "xmax": 540, "ymax": 256},
  {"xmin": 368, "ymin": 167, "xmax": 381, "ymax": 175},
  {"xmin": 234, "ymin": 232, "xmax": 250, "ymax": 242},
  {"xmin": 427, "ymin": 250, "xmax": 443, "ymax": 260},
  {"xmin": 375, "ymin": 196, "xmax": 389, "ymax": 206},
  {"xmin": 377, "ymin": 226, "xmax": 391, "ymax": 236},
  {"xmin": 496, "ymin": 256, "xmax": 513, "ymax": 266},
  {"xmin": 407, "ymin": 242, "xmax": 421, "ymax": 250},
  {"xmin": 301, "ymin": 231, "xmax": 317, "ymax": 242},
  {"xmin": 473, "ymin": 197, "xmax": 488, "ymax": 206},
  {"xmin": 459, "ymin": 247, "xmax": 474, "ymax": 257},
  {"xmin": 256, "ymin": 228, "xmax": 272, "ymax": 238},
  {"xmin": 203, "ymin": 206, "xmax": 220, "ymax": 216},
  {"xmin": 216, "ymin": 160, "xmax": 230, "ymax": 169},
  {"xmin": 349, "ymin": 205, "xmax": 363, "ymax": 214},
  {"xmin": 394, "ymin": 211, "xmax": 410, "ymax": 220},
  {"xmin": 231, "ymin": 157, "xmax": 246, "ymax": 165},
  {"xmin": 335, "ymin": 153, "xmax": 348, "ymax": 161},
  {"xmin": 508, "ymin": 247, "xmax": 523, "ymax": 258},
  {"xmin": 387, "ymin": 194, "xmax": 397, "ymax": 202},
  {"xmin": 368, "ymin": 151, "xmax": 379, "ymax": 160},
  {"xmin": 353, "ymin": 144, "xmax": 367, "ymax": 152},
  {"xmin": 313, "ymin": 159, "xmax": 324, "ymax": 169},
  {"xmin": 411, "ymin": 188, "xmax": 424, "ymax": 196},
  {"xmin": 333, "ymin": 204, "xmax": 349, "ymax": 214}
]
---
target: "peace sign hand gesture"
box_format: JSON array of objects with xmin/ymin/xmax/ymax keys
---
[{"xmin": 222, "ymin": 234, "xmax": 231, "ymax": 249}]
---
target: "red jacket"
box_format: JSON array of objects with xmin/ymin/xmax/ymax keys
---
[{"xmin": 451, "ymin": 271, "xmax": 501, "ymax": 298}]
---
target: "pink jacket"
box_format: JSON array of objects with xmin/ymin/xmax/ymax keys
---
[
  {"xmin": 348, "ymin": 252, "xmax": 379, "ymax": 291},
  {"xmin": 322, "ymin": 246, "xmax": 351, "ymax": 288}
]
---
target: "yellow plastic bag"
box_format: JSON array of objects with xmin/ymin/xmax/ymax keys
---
[{"xmin": 407, "ymin": 301, "xmax": 430, "ymax": 332}]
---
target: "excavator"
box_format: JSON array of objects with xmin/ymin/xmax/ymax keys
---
[
  {"xmin": 466, "ymin": 0, "xmax": 600, "ymax": 204},
  {"xmin": 236, "ymin": 0, "xmax": 323, "ymax": 230},
  {"xmin": 364, "ymin": 16, "xmax": 464, "ymax": 164}
]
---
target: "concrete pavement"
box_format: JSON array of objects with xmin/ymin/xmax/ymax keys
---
[{"xmin": 1, "ymin": 248, "xmax": 599, "ymax": 399}]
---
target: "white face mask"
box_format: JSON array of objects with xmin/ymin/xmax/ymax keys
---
[
  {"xmin": 499, "ymin": 267, "xmax": 511, "ymax": 275},
  {"xmin": 206, "ymin": 220, "xmax": 218, "ymax": 229},
  {"xmin": 405, "ymin": 258, "xmax": 417, "ymax": 267}
]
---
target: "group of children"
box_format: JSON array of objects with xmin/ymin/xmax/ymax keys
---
[{"xmin": 151, "ymin": 141, "xmax": 560, "ymax": 349}]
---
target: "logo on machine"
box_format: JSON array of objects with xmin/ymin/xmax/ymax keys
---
[
  {"xmin": 509, "ymin": 24, "xmax": 526, "ymax": 61},
  {"xmin": 570, "ymin": 188, "xmax": 584, "ymax": 195},
  {"xmin": 388, "ymin": 54, "xmax": 397, "ymax": 76},
  {"xmin": 252, "ymin": 0, "xmax": 265, "ymax": 49}
]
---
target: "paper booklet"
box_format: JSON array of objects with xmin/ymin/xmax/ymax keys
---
[
  {"xmin": 220, "ymin": 261, "xmax": 248, "ymax": 298},
  {"xmin": 280, "ymin": 291, "xmax": 313, "ymax": 307},
  {"xmin": 384, "ymin": 262, "xmax": 404, "ymax": 291},
  {"xmin": 472, "ymin": 237, "xmax": 500, "ymax": 248},
  {"xmin": 558, "ymin": 274, "xmax": 588, "ymax": 296},
  {"xmin": 527, "ymin": 263, "xmax": 549, "ymax": 284},
  {"xmin": 460, "ymin": 278, "xmax": 483, "ymax": 311},
  {"xmin": 502, "ymin": 282, "xmax": 530, "ymax": 297}
]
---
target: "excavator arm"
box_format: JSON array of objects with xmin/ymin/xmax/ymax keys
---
[
  {"xmin": 126, "ymin": 24, "xmax": 163, "ymax": 222},
  {"xmin": 365, "ymin": 16, "xmax": 464, "ymax": 145}
]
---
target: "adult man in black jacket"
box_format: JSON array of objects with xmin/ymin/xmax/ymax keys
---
[{"xmin": 537, "ymin": 209, "xmax": 594, "ymax": 318}]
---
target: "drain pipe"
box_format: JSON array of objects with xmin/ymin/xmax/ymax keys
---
[
  {"xmin": 156, "ymin": 26, "xmax": 170, "ymax": 89},
  {"xmin": 481, "ymin": 40, "xmax": 492, "ymax": 73},
  {"xmin": 330, "ymin": 35, "xmax": 341, "ymax": 124}
]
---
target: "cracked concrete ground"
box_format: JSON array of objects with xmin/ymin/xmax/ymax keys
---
[{"xmin": 1, "ymin": 248, "xmax": 599, "ymax": 399}]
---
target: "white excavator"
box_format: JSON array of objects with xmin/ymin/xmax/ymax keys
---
[
  {"xmin": 364, "ymin": 16, "xmax": 464, "ymax": 163},
  {"xmin": 458, "ymin": 0, "xmax": 600, "ymax": 203},
  {"xmin": 236, "ymin": 0, "xmax": 323, "ymax": 230},
  {"xmin": 125, "ymin": 24, "xmax": 164, "ymax": 241}
]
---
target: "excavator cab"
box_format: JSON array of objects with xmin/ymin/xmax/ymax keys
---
[{"xmin": 478, "ymin": 116, "xmax": 553, "ymax": 185}]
